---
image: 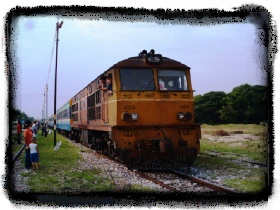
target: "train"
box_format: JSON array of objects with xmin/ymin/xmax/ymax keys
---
[{"xmin": 48, "ymin": 49, "xmax": 201, "ymax": 170}]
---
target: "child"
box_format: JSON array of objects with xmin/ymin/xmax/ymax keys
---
[{"xmin": 29, "ymin": 137, "xmax": 40, "ymax": 169}]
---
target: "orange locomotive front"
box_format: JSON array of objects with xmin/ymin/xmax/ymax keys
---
[{"xmin": 71, "ymin": 50, "xmax": 201, "ymax": 170}]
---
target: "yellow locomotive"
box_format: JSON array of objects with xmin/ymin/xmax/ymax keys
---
[{"xmin": 70, "ymin": 49, "xmax": 201, "ymax": 170}]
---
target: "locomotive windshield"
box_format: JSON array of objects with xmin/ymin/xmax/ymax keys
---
[
  {"xmin": 157, "ymin": 70, "xmax": 188, "ymax": 91},
  {"xmin": 120, "ymin": 69, "xmax": 155, "ymax": 91}
]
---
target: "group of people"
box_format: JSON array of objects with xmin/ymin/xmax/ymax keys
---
[{"xmin": 23, "ymin": 120, "xmax": 40, "ymax": 170}]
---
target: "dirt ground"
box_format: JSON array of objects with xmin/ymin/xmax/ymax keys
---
[{"xmin": 202, "ymin": 133, "xmax": 263, "ymax": 143}]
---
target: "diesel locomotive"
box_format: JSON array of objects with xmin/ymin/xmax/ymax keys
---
[{"xmin": 51, "ymin": 49, "xmax": 201, "ymax": 170}]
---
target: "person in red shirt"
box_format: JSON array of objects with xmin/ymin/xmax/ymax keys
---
[
  {"xmin": 24, "ymin": 120, "xmax": 33, "ymax": 169},
  {"xmin": 16, "ymin": 121, "xmax": 22, "ymax": 144}
]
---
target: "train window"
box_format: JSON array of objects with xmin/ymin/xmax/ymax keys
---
[
  {"xmin": 87, "ymin": 94, "xmax": 95, "ymax": 108},
  {"xmin": 120, "ymin": 69, "xmax": 155, "ymax": 91},
  {"xmin": 157, "ymin": 70, "xmax": 188, "ymax": 91},
  {"xmin": 88, "ymin": 84, "xmax": 92, "ymax": 94},
  {"xmin": 96, "ymin": 106, "xmax": 101, "ymax": 119},
  {"xmin": 72, "ymin": 113, "xmax": 78, "ymax": 121},
  {"xmin": 96, "ymin": 90, "xmax": 101, "ymax": 104}
]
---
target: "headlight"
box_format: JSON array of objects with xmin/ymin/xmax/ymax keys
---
[
  {"xmin": 131, "ymin": 113, "xmax": 138, "ymax": 121},
  {"xmin": 122, "ymin": 112, "xmax": 132, "ymax": 121},
  {"xmin": 184, "ymin": 112, "xmax": 192, "ymax": 120},
  {"xmin": 178, "ymin": 112, "xmax": 185, "ymax": 120}
]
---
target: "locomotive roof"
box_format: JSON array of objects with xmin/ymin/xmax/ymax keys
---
[
  {"xmin": 81, "ymin": 50, "xmax": 191, "ymax": 96},
  {"xmin": 108, "ymin": 50, "xmax": 190, "ymax": 70}
]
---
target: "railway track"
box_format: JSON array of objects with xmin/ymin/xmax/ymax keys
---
[
  {"xmin": 12, "ymin": 144, "xmax": 25, "ymax": 164},
  {"xmin": 80, "ymin": 142, "xmax": 241, "ymax": 194},
  {"xmin": 135, "ymin": 170, "xmax": 244, "ymax": 194},
  {"xmin": 79, "ymin": 141, "xmax": 249, "ymax": 194}
]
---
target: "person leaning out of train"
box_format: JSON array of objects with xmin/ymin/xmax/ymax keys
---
[
  {"xmin": 106, "ymin": 75, "xmax": 113, "ymax": 94},
  {"xmin": 24, "ymin": 120, "xmax": 33, "ymax": 169},
  {"xmin": 98, "ymin": 75, "xmax": 113, "ymax": 95}
]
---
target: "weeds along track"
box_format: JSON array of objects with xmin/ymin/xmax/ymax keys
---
[{"xmin": 199, "ymin": 152, "xmax": 268, "ymax": 168}]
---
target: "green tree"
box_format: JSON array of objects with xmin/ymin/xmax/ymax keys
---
[
  {"xmin": 219, "ymin": 84, "xmax": 268, "ymax": 124},
  {"xmin": 194, "ymin": 91, "xmax": 227, "ymax": 124},
  {"xmin": 195, "ymin": 84, "xmax": 268, "ymax": 124},
  {"xmin": 10, "ymin": 107, "xmax": 33, "ymax": 124}
]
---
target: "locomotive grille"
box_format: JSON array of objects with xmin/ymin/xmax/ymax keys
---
[{"xmin": 138, "ymin": 158, "xmax": 175, "ymax": 170}]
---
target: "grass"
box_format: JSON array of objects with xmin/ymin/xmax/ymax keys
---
[
  {"xmin": 20, "ymin": 133, "xmax": 115, "ymax": 193},
  {"xmin": 224, "ymin": 174, "xmax": 267, "ymax": 193},
  {"xmin": 18, "ymin": 132, "xmax": 153, "ymax": 193},
  {"xmin": 193, "ymin": 124, "xmax": 269, "ymax": 193},
  {"xmin": 200, "ymin": 139, "xmax": 268, "ymax": 163}
]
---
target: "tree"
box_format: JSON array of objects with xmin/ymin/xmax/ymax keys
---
[
  {"xmin": 221, "ymin": 84, "xmax": 268, "ymax": 124},
  {"xmin": 194, "ymin": 91, "xmax": 227, "ymax": 124},
  {"xmin": 195, "ymin": 84, "xmax": 268, "ymax": 124},
  {"xmin": 10, "ymin": 107, "xmax": 33, "ymax": 124}
]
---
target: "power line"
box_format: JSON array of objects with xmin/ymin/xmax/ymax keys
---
[
  {"xmin": 47, "ymin": 29, "xmax": 57, "ymax": 85},
  {"xmin": 42, "ymin": 26, "xmax": 57, "ymax": 121}
]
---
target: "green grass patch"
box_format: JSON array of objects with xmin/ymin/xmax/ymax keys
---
[
  {"xmin": 193, "ymin": 155, "xmax": 267, "ymax": 193},
  {"xmin": 21, "ymin": 133, "xmax": 114, "ymax": 193},
  {"xmin": 194, "ymin": 124, "xmax": 269, "ymax": 193},
  {"xmin": 200, "ymin": 138, "xmax": 268, "ymax": 163},
  {"xmin": 224, "ymin": 174, "xmax": 267, "ymax": 193},
  {"xmin": 200, "ymin": 124, "xmax": 268, "ymax": 163}
]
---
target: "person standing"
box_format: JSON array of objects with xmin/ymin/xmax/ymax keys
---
[
  {"xmin": 29, "ymin": 137, "xmax": 39, "ymax": 170},
  {"xmin": 32, "ymin": 121, "xmax": 37, "ymax": 136},
  {"xmin": 42, "ymin": 123, "xmax": 45, "ymax": 136},
  {"xmin": 16, "ymin": 121, "xmax": 22, "ymax": 144},
  {"xmin": 24, "ymin": 120, "xmax": 33, "ymax": 169},
  {"xmin": 44, "ymin": 123, "xmax": 48, "ymax": 137},
  {"xmin": 36, "ymin": 121, "xmax": 40, "ymax": 134}
]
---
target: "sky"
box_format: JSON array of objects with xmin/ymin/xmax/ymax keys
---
[{"xmin": 11, "ymin": 11, "xmax": 268, "ymax": 120}]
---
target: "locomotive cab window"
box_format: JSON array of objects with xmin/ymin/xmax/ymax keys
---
[
  {"xmin": 120, "ymin": 69, "xmax": 155, "ymax": 91},
  {"xmin": 157, "ymin": 70, "xmax": 188, "ymax": 91}
]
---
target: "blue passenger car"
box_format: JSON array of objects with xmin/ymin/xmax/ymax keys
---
[
  {"xmin": 56, "ymin": 100, "xmax": 71, "ymax": 136},
  {"xmin": 48, "ymin": 115, "xmax": 54, "ymax": 129}
]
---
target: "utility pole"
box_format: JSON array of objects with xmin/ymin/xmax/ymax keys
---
[
  {"xmin": 43, "ymin": 89, "xmax": 45, "ymax": 121},
  {"xmin": 46, "ymin": 84, "xmax": 48, "ymax": 123},
  {"xmin": 54, "ymin": 20, "xmax": 63, "ymax": 147}
]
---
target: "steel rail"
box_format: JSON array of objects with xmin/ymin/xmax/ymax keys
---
[
  {"xmin": 12, "ymin": 144, "xmax": 26, "ymax": 164},
  {"xmin": 134, "ymin": 171, "xmax": 180, "ymax": 192},
  {"xmin": 169, "ymin": 169, "xmax": 244, "ymax": 195}
]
